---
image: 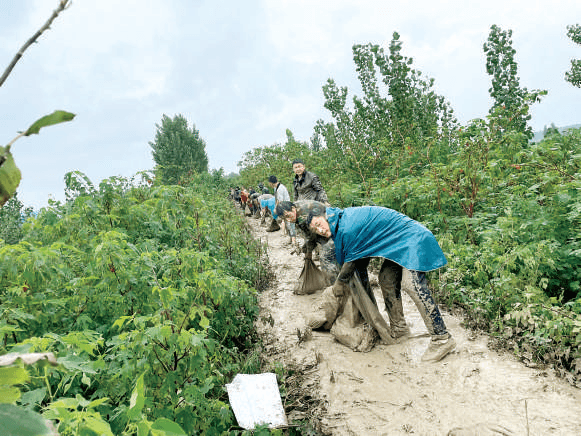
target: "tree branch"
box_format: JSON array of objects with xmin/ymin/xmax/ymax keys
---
[{"xmin": 0, "ymin": 0, "xmax": 72, "ymax": 88}]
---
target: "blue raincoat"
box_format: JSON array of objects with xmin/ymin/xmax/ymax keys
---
[
  {"xmin": 260, "ymin": 197, "xmax": 277, "ymax": 219},
  {"xmin": 326, "ymin": 206, "xmax": 447, "ymax": 272}
]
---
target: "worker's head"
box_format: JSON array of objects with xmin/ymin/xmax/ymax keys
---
[
  {"xmin": 276, "ymin": 201, "xmax": 296, "ymax": 222},
  {"xmin": 307, "ymin": 214, "xmax": 331, "ymax": 238},
  {"xmin": 292, "ymin": 159, "xmax": 305, "ymax": 177},
  {"xmin": 268, "ymin": 175, "xmax": 278, "ymax": 188}
]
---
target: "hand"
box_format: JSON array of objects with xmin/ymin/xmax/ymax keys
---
[
  {"xmin": 332, "ymin": 280, "xmax": 349, "ymax": 297},
  {"xmin": 290, "ymin": 243, "xmax": 301, "ymax": 255}
]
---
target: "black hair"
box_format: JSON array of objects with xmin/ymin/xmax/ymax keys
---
[
  {"xmin": 305, "ymin": 207, "xmax": 327, "ymax": 228},
  {"xmin": 268, "ymin": 175, "xmax": 277, "ymax": 184},
  {"xmin": 291, "ymin": 159, "xmax": 304, "ymax": 165},
  {"xmin": 275, "ymin": 201, "xmax": 294, "ymax": 217},
  {"xmin": 305, "ymin": 212, "xmax": 317, "ymax": 228}
]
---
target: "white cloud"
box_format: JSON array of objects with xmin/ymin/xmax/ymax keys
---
[{"xmin": 3, "ymin": 0, "xmax": 581, "ymax": 208}]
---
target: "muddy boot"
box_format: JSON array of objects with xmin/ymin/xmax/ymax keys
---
[
  {"xmin": 306, "ymin": 312, "xmax": 327, "ymax": 330},
  {"xmin": 421, "ymin": 335, "xmax": 456, "ymax": 362},
  {"xmin": 392, "ymin": 325, "xmax": 412, "ymax": 342},
  {"xmin": 266, "ymin": 219, "xmax": 280, "ymax": 232}
]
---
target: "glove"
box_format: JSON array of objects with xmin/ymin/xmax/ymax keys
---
[{"xmin": 332, "ymin": 280, "xmax": 349, "ymax": 297}]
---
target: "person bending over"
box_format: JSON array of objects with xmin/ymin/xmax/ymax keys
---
[{"xmin": 307, "ymin": 205, "xmax": 456, "ymax": 362}]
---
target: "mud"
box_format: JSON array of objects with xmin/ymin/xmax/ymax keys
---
[{"xmin": 250, "ymin": 216, "xmax": 581, "ymax": 435}]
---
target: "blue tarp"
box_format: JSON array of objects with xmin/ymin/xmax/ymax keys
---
[{"xmin": 326, "ymin": 206, "xmax": 447, "ymax": 272}]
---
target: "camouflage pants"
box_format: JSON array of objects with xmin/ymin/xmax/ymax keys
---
[{"xmin": 378, "ymin": 259, "xmax": 448, "ymax": 338}]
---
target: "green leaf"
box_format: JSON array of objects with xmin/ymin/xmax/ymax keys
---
[
  {"xmin": 137, "ymin": 421, "xmax": 152, "ymax": 436},
  {"xmin": 0, "ymin": 366, "xmax": 29, "ymax": 386},
  {"xmin": 150, "ymin": 417, "xmax": 187, "ymax": 436},
  {"xmin": 24, "ymin": 110, "xmax": 76, "ymax": 136},
  {"xmin": 128, "ymin": 373, "xmax": 145, "ymax": 421},
  {"xmin": 0, "ymin": 386, "xmax": 21, "ymax": 404},
  {"xmin": 87, "ymin": 397, "xmax": 109, "ymax": 409},
  {"xmin": 0, "ymin": 403, "xmax": 52, "ymax": 436},
  {"xmin": 0, "ymin": 325, "xmax": 23, "ymax": 335},
  {"xmin": 79, "ymin": 415, "xmax": 114, "ymax": 436},
  {"xmin": 81, "ymin": 373, "xmax": 91, "ymax": 387},
  {"xmin": 0, "ymin": 148, "xmax": 22, "ymax": 207},
  {"xmin": 19, "ymin": 388, "xmax": 47, "ymax": 408}
]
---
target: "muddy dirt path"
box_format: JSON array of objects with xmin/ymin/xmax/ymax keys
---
[{"xmin": 249, "ymin": 216, "xmax": 581, "ymax": 435}]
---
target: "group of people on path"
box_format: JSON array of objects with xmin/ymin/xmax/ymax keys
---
[{"xmin": 238, "ymin": 158, "xmax": 456, "ymax": 362}]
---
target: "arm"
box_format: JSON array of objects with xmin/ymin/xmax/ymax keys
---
[
  {"xmin": 311, "ymin": 175, "xmax": 329, "ymax": 204},
  {"xmin": 303, "ymin": 237, "xmax": 318, "ymax": 259},
  {"xmin": 331, "ymin": 261, "xmax": 356, "ymax": 297},
  {"xmin": 336, "ymin": 261, "xmax": 357, "ymax": 284}
]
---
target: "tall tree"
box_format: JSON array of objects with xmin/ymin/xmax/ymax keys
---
[
  {"xmin": 565, "ymin": 24, "xmax": 581, "ymax": 88},
  {"xmin": 483, "ymin": 25, "xmax": 546, "ymax": 141},
  {"xmin": 149, "ymin": 114, "xmax": 209, "ymax": 184},
  {"xmin": 0, "ymin": 193, "xmax": 33, "ymax": 244}
]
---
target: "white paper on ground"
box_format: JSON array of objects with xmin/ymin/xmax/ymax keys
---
[{"xmin": 226, "ymin": 373, "xmax": 288, "ymax": 430}]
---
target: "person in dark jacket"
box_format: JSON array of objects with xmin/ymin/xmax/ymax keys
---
[
  {"xmin": 306, "ymin": 205, "xmax": 456, "ymax": 362},
  {"xmin": 292, "ymin": 159, "xmax": 329, "ymax": 204}
]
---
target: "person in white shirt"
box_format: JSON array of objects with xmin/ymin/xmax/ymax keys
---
[{"xmin": 269, "ymin": 175, "xmax": 298, "ymax": 251}]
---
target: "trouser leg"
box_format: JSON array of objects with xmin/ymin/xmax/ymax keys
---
[
  {"xmin": 354, "ymin": 258, "xmax": 376, "ymax": 305},
  {"xmin": 378, "ymin": 259, "xmax": 407, "ymax": 331},
  {"xmin": 406, "ymin": 270, "xmax": 448, "ymax": 338}
]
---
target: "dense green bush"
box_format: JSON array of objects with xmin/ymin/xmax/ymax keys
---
[{"xmin": 0, "ymin": 171, "xmax": 272, "ymax": 435}]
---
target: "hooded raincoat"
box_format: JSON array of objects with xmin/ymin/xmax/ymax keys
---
[{"xmin": 326, "ymin": 206, "xmax": 447, "ymax": 272}]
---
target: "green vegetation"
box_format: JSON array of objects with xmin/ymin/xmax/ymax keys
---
[
  {"xmin": 3, "ymin": 18, "xmax": 581, "ymax": 435},
  {"xmin": 566, "ymin": 24, "xmax": 581, "ymax": 88},
  {"xmin": 150, "ymin": 114, "xmax": 210, "ymax": 185},
  {"xmin": 238, "ymin": 27, "xmax": 581, "ymax": 385},
  {"xmin": 0, "ymin": 171, "xmax": 278, "ymax": 435}
]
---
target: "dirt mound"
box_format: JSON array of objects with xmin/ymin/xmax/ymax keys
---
[{"xmin": 250, "ymin": 217, "xmax": 581, "ymax": 435}]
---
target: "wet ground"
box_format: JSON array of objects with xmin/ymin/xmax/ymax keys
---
[{"xmin": 249, "ymin": 216, "xmax": 581, "ymax": 435}]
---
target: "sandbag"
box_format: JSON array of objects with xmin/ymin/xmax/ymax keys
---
[
  {"xmin": 349, "ymin": 272, "xmax": 395, "ymax": 345},
  {"xmin": 305, "ymin": 286, "xmax": 343, "ymax": 330},
  {"xmin": 293, "ymin": 258, "xmax": 328, "ymax": 295},
  {"xmin": 330, "ymin": 294, "xmax": 377, "ymax": 352},
  {"xmin": 266, "ymin": 219, "xmax": 280, "ymax": 232},
  {"xmin": 244, "ymin": 204, "xmax": 252, "ymax": 216}
]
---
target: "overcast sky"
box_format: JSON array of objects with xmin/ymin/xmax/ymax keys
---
[{"xmin": 1, "ymin": 1, "xmax": 580, "ymax": 209}]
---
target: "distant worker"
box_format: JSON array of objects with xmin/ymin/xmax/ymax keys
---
[
  {"xmin": 269, "ymin": 175, "xmax": 297, "ymax": 248},
  {"xmin": 292, "ymin": 159, "xmax": 329, "ymax": 205},
  {"xmin": 258, "ymin": 182, "xmax": 270, "ymax": 195},
  {"xmin": 239, "ymin": 187, "xmax": 249, "ymax": 209},
  {"xmin": 234, "ymin": 187, "xmax": 241, "ymax": 206}
]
